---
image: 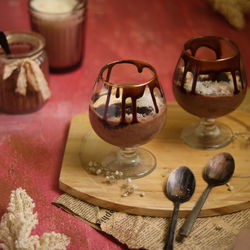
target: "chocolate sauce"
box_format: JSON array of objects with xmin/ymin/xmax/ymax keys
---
[
  {"xmin": 173, "ymin": 36, "xmax": 247, "ymax": 118},
  {"xmin": 100, "ymin": 60, "xmax": 164, "ymax": 125},
  {"xmin": 89, "ymin": 60, "xmax": 167, "ymax": 147},
  {"xmin": 179, "ymin": 36, "xmax": 246, "ymax": 95}
]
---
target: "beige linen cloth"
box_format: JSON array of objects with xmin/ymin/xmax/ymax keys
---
[{"xmin": 53, "ymin": 91, "xmax": 250, "ymax": 250}]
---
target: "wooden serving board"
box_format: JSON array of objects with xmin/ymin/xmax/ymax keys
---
[{"xmin": 59, "ymin": 93, "xmax": 250, "ymax": 218}]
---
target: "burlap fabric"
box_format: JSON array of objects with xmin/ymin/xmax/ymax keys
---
[{"xmin": 53, "ymin": 193, "xmax": 250, "ymax": 249}]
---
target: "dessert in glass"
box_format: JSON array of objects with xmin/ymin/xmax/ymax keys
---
[
  {"xmin": 173, "ymin": 36, "xmax": 247, "ymax": 149},
  {"xmin": 29, "ymin": 0, "xmax": 87, "ymax": 71},
  {"xmin": 89, "ymin": 60, "xmax": 167, "ymax": 178},
  {"xmin": 0, "ymin": 31, "xmax": 51, "ymax": 114}
]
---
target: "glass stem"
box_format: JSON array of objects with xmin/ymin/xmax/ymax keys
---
[
  {"xmin": 196, "ymin": 118, "xmax": 220, "ymax": 137},
  {"xmin": 117, "ymin": 147, "xmax": 139, "ymax": 166}
]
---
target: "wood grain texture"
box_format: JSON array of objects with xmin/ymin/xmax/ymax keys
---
[{"xmin": 59, "ymin": 94, "xmax": 250, "ymax": 218}]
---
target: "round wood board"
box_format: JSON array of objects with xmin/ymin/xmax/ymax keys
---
[{"xmin": 59, "ymin": 94, "xmax": 250, "ymax": 218}]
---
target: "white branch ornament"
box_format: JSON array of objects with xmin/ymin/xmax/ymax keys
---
[{"xmin": 0, "ymin": 188, "xmax": 70, "ymax": 250}]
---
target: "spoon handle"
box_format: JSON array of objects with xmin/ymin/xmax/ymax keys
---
[
  {"xmin": 164, "ymin": 202, "xmax": 180, "ymax": 250},
  {"xmin": 0, "ymin": 30, "xmax": 11, "ymax": 54},
  {"xmin": 179, "ymin": 185, "xmax": 212, "ymax": 238}
]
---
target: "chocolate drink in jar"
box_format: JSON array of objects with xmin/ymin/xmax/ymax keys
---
[{"xmin": 0, "ymin": 31, "xmax": 51, "ymax": 114}]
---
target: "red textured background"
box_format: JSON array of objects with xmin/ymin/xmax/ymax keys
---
[{"xmin": 0, "ymin": 0, "xmax": 249, "ymax": 249}]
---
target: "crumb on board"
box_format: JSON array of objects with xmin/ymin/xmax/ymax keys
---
[
  {"xmin": 87, "ymin": 161, "xmax": 146, "ymax": 197},
  {"xmin": 215, "ymin": 224, "xmax": 223, "ymax": 231},
  {"xmin": 140, "ymin": 191, "xmax": 146, "ymax": 197},
  {"xmin": 226, "ymin": 182, "xmax": 234, "ymax": 191}
]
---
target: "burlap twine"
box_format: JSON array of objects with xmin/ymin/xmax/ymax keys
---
[{"xmin": 3, "ymin": 58, "xmax": 51, "ymax": 101}]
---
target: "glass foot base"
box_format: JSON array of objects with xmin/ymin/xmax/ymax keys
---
[
  {"xmin": 181, "ymin": 121, "xmax": 233, "ymax": 150},
  {"xmin": 101, "ymin": 148, "xmax": 156, "ymax": 179}
]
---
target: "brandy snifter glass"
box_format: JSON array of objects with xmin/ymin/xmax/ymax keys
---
[
  {"xmin": 88, "ymin": 60, "xmax": 167, "ymax": 178},
  {"xmin": 173, "ymin": 36, "xmax": 247, "ymax": 149}
]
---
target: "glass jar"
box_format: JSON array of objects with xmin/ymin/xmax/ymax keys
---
[
  {"xmin": 0, "ymin": 31, "xmax": 51, "ymax": 114},
  {"xmin": 29, "ymin": 0, "xmax": 87, "ymax": 71}
]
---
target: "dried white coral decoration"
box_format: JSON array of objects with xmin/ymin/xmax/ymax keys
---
[{"xmin": 0, "ymin": 188, "xmax": 70, "ymax": 250}]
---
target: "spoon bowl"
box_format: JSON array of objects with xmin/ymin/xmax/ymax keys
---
[
  {"xmin": 164, "ymin": 166, "xmax": 195, "ymax": 250},
  {"xmin": 166, "ymin": 166, "xmax": 196, "ymax": 203},
  {"xmin": 203, "ymin": 152, "xmax": 235, "ymax": 185},
  {"xmin": 179, "ymin": 152, "xmax": 235, "ymax": 239}
]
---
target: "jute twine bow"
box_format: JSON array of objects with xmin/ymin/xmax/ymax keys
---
[{"xmin": 3, "ymin": 58, "xmax": 51, "ymax": 101}]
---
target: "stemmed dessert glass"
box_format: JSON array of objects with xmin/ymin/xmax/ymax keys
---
[
  {"xmin": 173, "ymin": 36, "xmax": 247, "ymax": 149},
  {"xmin": 89, "ymin": 60, "xmax": 167, "ymax": 178}
]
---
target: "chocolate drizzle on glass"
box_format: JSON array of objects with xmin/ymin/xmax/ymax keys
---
[
  {"xmin": 98, "ymin": 60, "xmax": 164, "ymax": 124},
  {"xmin": 172, "ymin": 36, "xmax": 247, "ymax": 149},
  {"xmin": 179, "ymin": 36, "xmax": 246, "ymax": 95}
]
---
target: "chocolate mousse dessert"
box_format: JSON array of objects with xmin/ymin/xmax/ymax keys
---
[
  {"xmin": 172, "ymin": 36, "xmax": 247, "ymax": 149},
  {"xmin": 89, "ymin": 60, "xmax": 167, "ymax": 148},
  {"xmin": 173, "ymin": 70, "xmax": 247, "ymax": 118},
  {"xmin": 89, "ymin": 87, "xmax": 167, "ymax": 147},
  {"xmin": 173, "ymin": 36, "xmax": 247, "ymax": 119}
]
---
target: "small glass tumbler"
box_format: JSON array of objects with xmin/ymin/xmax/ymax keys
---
[
  {"xmin": 0, "ymin": 31, "xmax": 50, "ymax": 114},
  {"xmin": 28, "ymin": 0, "xmax": 87, "ymax": 71}
]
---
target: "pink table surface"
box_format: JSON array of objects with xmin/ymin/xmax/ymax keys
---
[{"xmin": 0, "ymin": 0, "xmax": 249, "ymax": 249}]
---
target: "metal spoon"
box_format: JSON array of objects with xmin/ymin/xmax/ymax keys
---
[
  {"xmin": 178, "ymin": 152, "xmax": 235, "ymax": 238},
  {"xmin": 164, "ymin": 166, "xmax": 196, "ymax": 250}
]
